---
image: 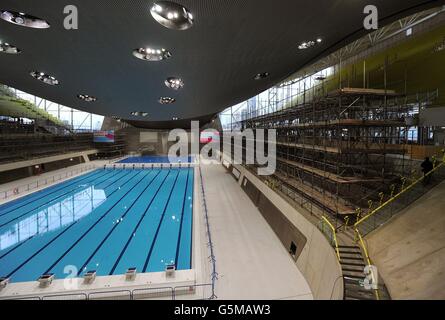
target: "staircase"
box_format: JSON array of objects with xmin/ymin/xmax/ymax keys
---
[
  {"xmin": 338, "ymin": 245, "xmax": 390, "ymax": 300},
  {"xmin": 358, "ymin": 181, "xmax": 442, "ymax": 236}
]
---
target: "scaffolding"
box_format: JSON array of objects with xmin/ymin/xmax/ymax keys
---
[
  {"xmin": 234, "ymin": 82, "xmax": 440, "ymax": 226},
  {"xmin": 221, "ymin": 7, "xmax": 445, "ymax": 224}
]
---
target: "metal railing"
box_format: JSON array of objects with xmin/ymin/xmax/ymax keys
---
[
  {"xmin": 318, "ymin": 216, "xmax": 341, "ymax": 261},
  {"xmin": 354, "ymin": 229, "xmax": 380, "ymax": 300},
  {"xmin": 198, "ymin": 165, "xmax": 218, "ymax": 300},
  {"xmin": 351, "ymin": 150, "xmax": 445, "ymax": 301},
  {"xmin": 354, "ymin": 150, "xmax": 445, "ymax": 236},
  {"xmin": 2, "ymin": 284, "xmax": 214, "ymax": 301},
  {"xmin": 0, "ymin": 164, "xmax": 97, "ymax": 201}
]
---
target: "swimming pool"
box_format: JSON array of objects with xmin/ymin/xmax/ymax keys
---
[
  {"xmin": 0, "ymin": 168, "xmax": 194, "ymax": 283},
  {"xmin": 118, "ymin": 156, "xmax": 193, "ymax": 164}
]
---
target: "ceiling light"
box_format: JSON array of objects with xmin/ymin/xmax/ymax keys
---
[
  {"xmin": 130, "ymin": 111, "xmax": 149, "ymax": 117},
  {"xmin": 165, "ymin": 77, "xmax": 184, "ymax": 90},
  {"xmin": 0, "ymin": 41, "xmax": 21, "ymax": 54},
  {"xmin": 77, "ymin": 94, "xmax": 98, "ymax": 102},
  {"xmin": 133, "ymin": 47, "xmax": 171, "ymax": 62},
  {"xmin": 298, "ymin": 37, "xmax": 323, "ymax": 50},
  {"xmin": 30, "ymin": 71, "xmax": 59, "ymax": 85},
  {"xmin": 150, "ymin": 1, "xmax": 194, "ymax": 30},
  {"xmin": 254, "ymin": 72, "xmax": 270, "ymax": 80},
  {"xmin": 159, "ymin": 97, "xmax": 176, "ymax": 105},
  {"xmin": 0, "ymin": 10, "xmax": 50, "ymax": 29}
]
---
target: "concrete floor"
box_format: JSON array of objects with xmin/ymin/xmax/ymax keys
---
[
  {"xmin": 367, "ymin": 180, "xmax": 445, "ymax": 300},
  {"xmin": 200, "ymin": 164, "xmax": 313, "ymax": 300}
]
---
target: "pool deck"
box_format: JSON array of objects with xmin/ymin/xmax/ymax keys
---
[{"xmin": 199, "ymin": 163, "xmax": 313, "ymax": 300}]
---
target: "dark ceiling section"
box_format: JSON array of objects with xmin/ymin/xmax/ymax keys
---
[
  {"xmin": 126, "ymin": 113, "xmax": 215, "ymax": 130},
  {"xmin": 0, "ymin": 0, "xmax": 443, "ymax": 127}
]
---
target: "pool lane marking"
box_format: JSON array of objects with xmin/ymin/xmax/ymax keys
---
[
  {"xmin": 0, "ymin": 237, "xmax": 34, "ymax": 260},
  {"xmin": 142, "ymin": 169, "xmax": 182, "ymax": 273},
  {"xmin": 174, "ymin": 168, "xmax": 192, "ymax": 269},
  {"xmin": 39, "ymin": 170, "xmax": 151, "ymax": 277},
  {"xmin": 109, "ymin": 170, "xmax": 174, "ymax": 275},
  {"xmin": 0, "ymin": 172, "xmax": 128, "ymax": 244},
  {"xmin": 0, "ymin": 169, "xmax": 104, "ymax": 213},
  {"xmin": 0, "ymin": 169, "xmax": 112, "ymax": 219},
  {"xmin": 3, "ymin": 170, "xmax": 144, "ymax": 278},
  {"xmin": 1, "ymin": 169, "xmax": 138, "ymax": 273},
  {"xmin": 74, "ymin": 170, "xmax": 163, "ymax": 276},
  {"xmin": 0, "ymin": 170, "xmax": 124, "ymax": 228},
  {"xmin": 0, "ymin": 169, "xmax": 112, "ymax": 221},
  {"xmin": 0, "ymin": 169, "xmax": 106, "ymax": 216}
]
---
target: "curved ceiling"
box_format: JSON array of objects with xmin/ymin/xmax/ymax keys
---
[{"xmin": 0, "ymin": 0, "xmax": 443, "ymax": 127}]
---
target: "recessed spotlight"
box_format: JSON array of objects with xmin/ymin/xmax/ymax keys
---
[
  {"xmin": 298, "ymin": 37, "xmax": 323, "ymax": 50},
  {"xmin": 150, "ymin": 1, "xmax": 194, "ymax": 30},
  {"xmin": 30, "ymin": 71, "xmax": 59, "ymax": 85},
  {"xmin": 133, "ymin": 47, "xmax": 171, "ymax": 62},
  {"xmin": 159, "ymin": 97, "xmax": 176, "ymax": 105},
  {"xmin": 254, "ymin": 72, "xmax": 270, "ymax": 80},
  {"xmin": 0, "ymin": 10, "xmax": 50, "ymax": 29},
  {"xmin": 165, "ymin": 77, "xmax": 184, "ymax": 90},
  {"xmin": 130, "ymin": 111, "xmax": 149, "ymax": 117},
  {"xmin": 77, "ymin": 94, "xmax": 97, "ymax": 102},
  {"xmin": 0, "ymin": 41, "xmax": 21, "ymax": 54}
]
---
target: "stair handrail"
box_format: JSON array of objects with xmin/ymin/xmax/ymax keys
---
[
  {"xmin": 353, "ymin": 149, "xmax": 445, "ymax": 301},
  {"xmin": 320, "ymin": 216, "xmax": 341, "ymax": 261},
  {"xmin": 354, "ymin": 228, "xmax": 380, "ymax": 300},
  {"xmin": 354, "ymin": 149, "xmax": 445, "ymax": 229}
]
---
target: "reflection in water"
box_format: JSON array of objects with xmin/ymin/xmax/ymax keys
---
[{"xmin": 0, "ymin": 186, "xmax": 106, "ymax": 251}]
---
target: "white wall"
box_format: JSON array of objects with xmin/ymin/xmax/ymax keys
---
[{"xmin": 233, "ymin": 164, "xmax": 344, "ymax": 300}]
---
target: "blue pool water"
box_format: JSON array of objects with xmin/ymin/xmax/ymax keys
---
[
  {"xmin": 0, "ymin": 168, "xmax": 194, "ymax": 283},
  {"xmin": 118, "ymin": 156, "xmax": 193, "ymax": 164}
]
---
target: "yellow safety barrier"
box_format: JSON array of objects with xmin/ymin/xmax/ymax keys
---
[
  {"xmin": 354, "ymin": 228, "xmax": 380, "ymax": 300},
  {"xmin": 351, "ymin": 149, "xmax": 445, "ymax": 301},
  {"xmin": 355, "ymin": 150, "xmax": 445, "ymax": 228},
  {"xmin": 321, "ymin": 216, "xmax": 341, "ymax": 261}
]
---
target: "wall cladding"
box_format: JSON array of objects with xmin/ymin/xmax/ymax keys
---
[
  {"xmin": 224, "ymin": 160, "xmax": 344, "ymax": 299},
  {"xmin": 0, "ymin": 156, "xmax": 84, "ymax": 184},
  {"xmin": 241, "ymin": 176, "xmax": 307, "ymax": 261}
]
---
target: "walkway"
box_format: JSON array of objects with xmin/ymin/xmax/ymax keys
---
[{"xmin": 200, "ymin": 163, "xmax": 312, "ymax": 300}]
